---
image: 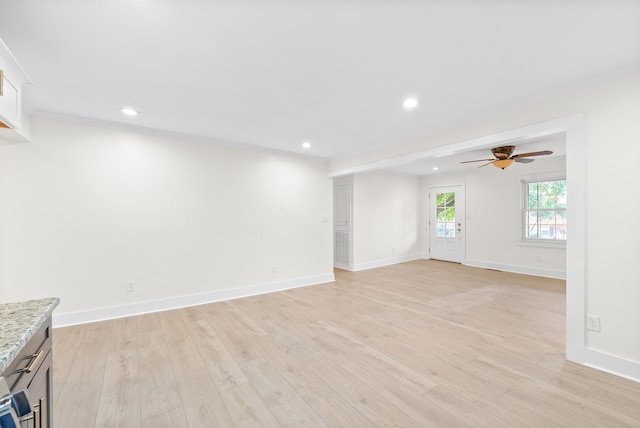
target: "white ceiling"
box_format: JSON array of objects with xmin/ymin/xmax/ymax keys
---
[{"xmin": 0, "ymin": 1, "xmax": 639, "ymax": 166}]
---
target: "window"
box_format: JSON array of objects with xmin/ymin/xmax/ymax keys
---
[
  {"xmin": 523, "ymin": 178, "xmax": 566, "ymax": 242},
  {"xmin": 435, "ymin": 191, "xmax": 456, "ymax": 238}
]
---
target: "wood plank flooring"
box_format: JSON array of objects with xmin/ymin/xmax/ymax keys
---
[{"xmin": 52, "ymin": 260, "xmax": 640, "ymax": 427}]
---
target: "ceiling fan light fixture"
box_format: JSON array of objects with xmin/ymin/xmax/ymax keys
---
[
  {"xmin": 462, "ymin": 145, "xmax": 553, "ymax": 170},
  {"xmin": 492, "ymin": 159, "xmax": 514, "ymax": 169}
]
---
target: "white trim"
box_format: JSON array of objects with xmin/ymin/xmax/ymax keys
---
[
  {"xmin": 334, "ymin": 262, "xmax": 352, "ymax": 270},
  {"xmin": 515, "ymin": 240, "xmax": 566, "ymax": 249},
  {"xmin": 518, "ymin": 171, "xmax": 567, "ymax": 182},
  {"xmin": 350, "ymin": 254, "xmax": 422, "ymax": 272},
  {"xmin": 464, "ymin": 259, "xmax": 565, "ymax": 280},
  {"xmin": 328, "ymin": 117, "xmax": 571, "ymax": 177},
  {"xmin": 52, "ymin": 273, "xmax": 335, "ymax": 328},
  {"xmin": 564, "ymin": 114, "xmax": 586, "ymax": 364},
  {"xmin": 0, "ymin": 113, "xmax": 31, "ymax": 142},
  {"xmin": 0, "ymin": 38, "xmax": 33, "ymax": 85},
  {"xmin": 585, "ymin": 348, "xmax": 640, "ymax": 383},
  {"xmin": 33, "ymin": 111, "xmax": 318, "ymax": 161}
]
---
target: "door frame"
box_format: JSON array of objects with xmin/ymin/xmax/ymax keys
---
[{"xmin": 427, "ymin": 183, "xmax": 466, "ymax": 263}]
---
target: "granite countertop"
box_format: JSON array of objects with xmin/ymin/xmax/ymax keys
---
[{"xmin": 0, "ymin": 297, "xmax": 60, "ymax": 374}]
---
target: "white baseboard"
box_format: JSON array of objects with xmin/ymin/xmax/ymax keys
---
[
  {"xmin": 464, "ymin": 259, "xmax": 565, "ymax": 280},
  {"xmin": 334, "ymin": 262, "xmax": 352, "ymax": 270},
  {"xmin": 585, "ymin": 348, "xmax": 640, "ymax": 383},
  {"xmin": 53, "ymin": 273, "xmax": 335, "ymax": 327},
  {"xmin": 351, "ymin": 254, "xmax": 422, "ymax": 272}
]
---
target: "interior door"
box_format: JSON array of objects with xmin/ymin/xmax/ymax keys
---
[
  {"xmin": 429, "ymin": 185, "xmax": 465, "ymax": 263},
  {"xmin": 334, "ymin": 182, "xmax": 352, "ymax": 269}
]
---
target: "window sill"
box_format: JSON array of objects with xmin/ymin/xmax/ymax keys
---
[{"xmin": 516, "ymin": 239, "xmax": 566, "ymax": 249}]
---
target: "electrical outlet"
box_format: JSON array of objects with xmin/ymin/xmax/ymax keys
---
[
  {"xmin": 536, "ymin": 255, "xmax": 542, "ymax": 262},
  {"xmin": 586, "ymin": 315, "xmax": 601, "ymax": 332},
  {"xmin": 272, "ymin": 266, "xmax": 277, "ymax": 274},
  {"xmin": 126, "ymin": 281, "xmax": 135, "ymax": 293}
]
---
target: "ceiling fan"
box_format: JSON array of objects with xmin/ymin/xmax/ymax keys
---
[{"xmin": 461, "ymin": 145, "xmax": 553, "ymax": 169}]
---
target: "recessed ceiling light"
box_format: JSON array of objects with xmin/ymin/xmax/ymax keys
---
[
  {"xmin": 120, "ymin": 107, "xmax": 140, "ymax": 116},
  {"xmin": 301, "ymin": 141, "xmax": 312, "ymax": 149},
  {"xmin": 432, "ymin": 167, "xmax": 439, "ymax": 171},
  {"xmin": 403, "ymin": 97, "xmax": 419, "ymax": 109}
]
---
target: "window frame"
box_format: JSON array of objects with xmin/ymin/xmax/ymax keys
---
[
  {"xmin": 517, "ymin": 172, "xmax": 567, "ymax": 248},
  {"xmin": 434, "ymin": 191, "xmax": 457, "ymax": 238}
]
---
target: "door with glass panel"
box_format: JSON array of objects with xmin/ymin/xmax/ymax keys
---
[{"xmin": 429, "ymin": 185, "xmax": 465, "ymax": 263}]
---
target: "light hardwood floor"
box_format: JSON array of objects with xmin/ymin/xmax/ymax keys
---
[{"xmin": 52, "ymin": 260, "xmax": 640, "ymax": 427}]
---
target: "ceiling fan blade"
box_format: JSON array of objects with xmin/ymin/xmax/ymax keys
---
[
  {"xmin": 478, "ymin": 161, "xmax": 495, "ymax": 168},
  {"xmin": 460, "ymin": 158, "xmax": 495, "ymax": 164},
  {"xmin": 511, "ymin": 150, "xmax": 553, "ymax": 158},
  {"xmin": 514, "ymin": 158, "xmax": 535, "ymax": 163}
]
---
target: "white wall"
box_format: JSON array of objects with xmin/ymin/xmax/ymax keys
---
[
  {"xmin": 0, "ymin": 118, "xmax": 334, "ymax": 324},
  {"xmin": 329, "ymin": 71, "xmax": 640, "ymax": 378},
  {"xmin": 352, "ymin": 172, "xmax": 422, "ymax": 270},
  {"xmin": 584, "ymin": 73, "xmax": 640, "ymax": 367},
  {"xmin": 424, "ymin": 156, "xmax": 567, "ymax": 278}
]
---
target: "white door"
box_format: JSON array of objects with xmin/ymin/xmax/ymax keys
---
[
  {"xmin": 334, "ymin": 182, "xmax": 352, "ymax": 269},
  {"xmin": 429, "ymin": 185, "xmax": 465, "ymax": 263}
]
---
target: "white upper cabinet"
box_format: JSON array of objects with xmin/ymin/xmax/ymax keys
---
[
  {"xmin": 0, "ymin": 69, "xmax": 20, "ymax": 128},
  {"xmin": 0, "ymin": 38, "xmax": 32, "ymax": 139}
]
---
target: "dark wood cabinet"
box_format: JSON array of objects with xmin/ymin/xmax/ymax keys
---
[{"xmin": 1, "ymin": 316, "xmax": 53, "ymax": 428}]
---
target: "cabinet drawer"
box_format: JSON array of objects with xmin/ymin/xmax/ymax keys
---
[{"xmin": 2, "ymin": 316, "xmax": 52, "ymax": 391}]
